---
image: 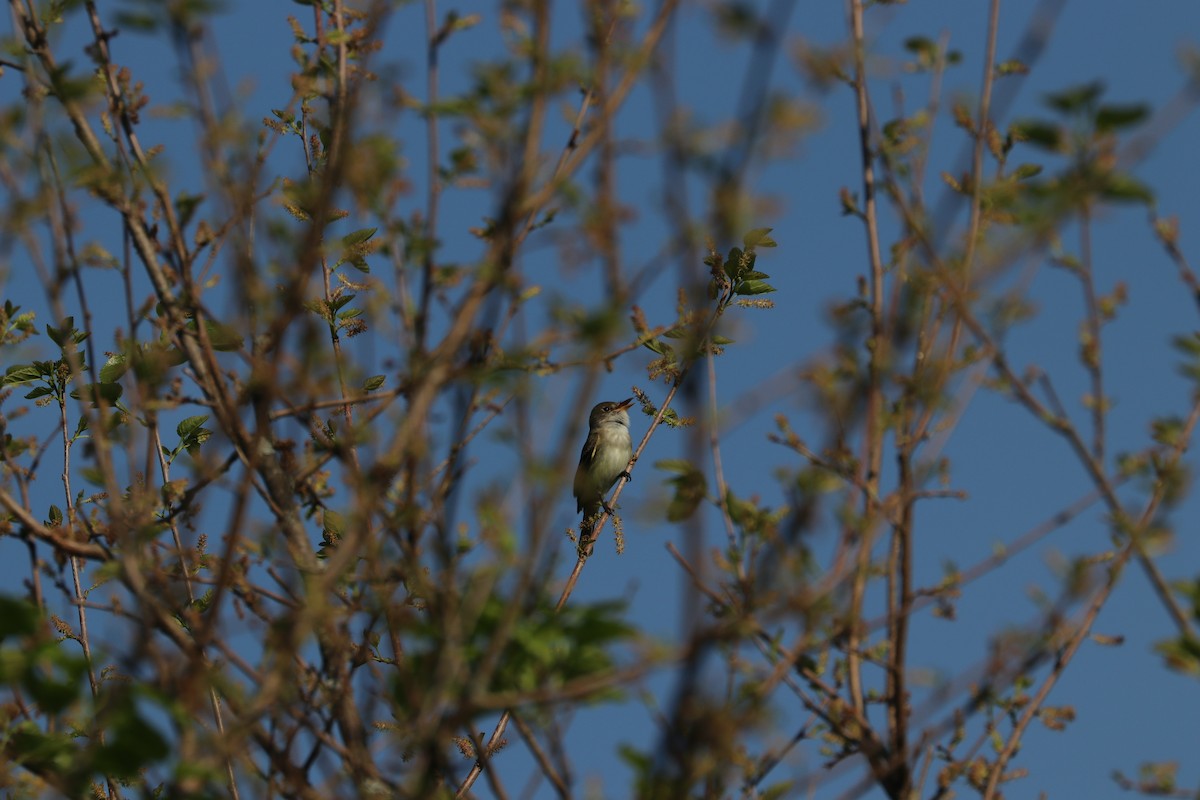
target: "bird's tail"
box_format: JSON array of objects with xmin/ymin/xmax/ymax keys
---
[{"xmin": 579, "ymin": 503, "xmax": 601, "ymax": 544}]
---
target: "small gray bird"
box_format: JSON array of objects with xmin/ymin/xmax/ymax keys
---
[{"xmin": 573, "ymin": 398, "xmax": 634, "ymax": 539}]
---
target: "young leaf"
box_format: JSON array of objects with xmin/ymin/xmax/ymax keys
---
[
  {"xmin": 655, "ymin": 459, "xmax": 695, "ymax": 475},
  {"xmin": 1045, "ymin": 81, "xmax": 1104, "ymax": 114},
  {"xmin": 1013, "ymin": 163, "xmax": 1043, "ymax": 180},
  {"xmin": 3, "ymin": 364, "xmax": 44, "ymax": 385},
  {"xmin": 1010, "ymin": 120, "xmax": 1063, "ymax": 151},
  {"xmin": 1100, "ymin": 174, "xmax": 1154, "ymax": 205},
  {"xmin": 177, "ymin": 415, "xmax": 211, "ymax": 439},
  {"xmin": 341, "ymin": 227, "xmax": 378, "ymax": 246},
  {"xmin": 724, "ymin": 247, "xmax": 744, "ymax": 281},
  {"xmin": 176, "ymin": 415, "xmax": 213, "ymax": 456},
  {"xmin": 1095, "ymin": 103, "xmax": 1149, "ymax": 132},
  {"xmin": 742, "ymin": 227, "xmax": 777, "ymax": 248},
  {"xmin": 69, "ymin": 383, "xmax": 124, "ymax": 404},
  {"xmin": 188, "ymin": 319, "xmax": 244, "ymax": 351},
  {"xmin": 100, "ymin": 353, "xmax": 129, "ymax": 383},
  {"xmin": 664, "ymin": 464, "xmax": 707, "ymax": 522},
  {"xmin": 737, "ymin": 279, "xmax": 777, "ymax": 296}
]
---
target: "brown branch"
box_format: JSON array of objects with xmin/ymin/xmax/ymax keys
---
[
  {"xmin": 981, "ymin": 397, "xmax": 1200, "ymax": 798},
  {"xmin": 510, "ymin": 711, "xmax": 570, "ymax": 798},
  {"xmin": 846, "ymin": 0, "xmax": 887, "ymax": 728}
]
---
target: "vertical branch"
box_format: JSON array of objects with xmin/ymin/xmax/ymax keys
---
[
  {"xmin": 910, "ymin": 31, "xmax": 952, "ymax": 206},
  {"xmin": 886, "ymin": 447, "xmax": 914, "ymax": 791},
  {"xmin": 846, "ymin": 0, "xmax": 886, "ymax": 720},
  {"xmin": 417, "ymin": 0, "xmax": 445, "ymax": 353},
  {"xmin": 316, "ymin": 3, "xmax": 363, "ymax": 476},
  {"xmin": 56, "ymin": 377, "xmax": 119, "ymax": 800},
  {"xmin": 928, "ymin": 0, "xmax": 1000, "ymax": 449},
  {"xmin": 708, "ymin": 349, "xmax": 741, "ymax": 577},
  {"xmin": 1078, "ymin": 208, "xmax": 1105, "ymax": 461},
  {"xmin": 519, "ymin": 0, "xmax": 552, "ymax": 202},
  {"xmin": 961, "ymin": 0, "xmax": 1002, "ymax": 277},
  {"xmin": 511, "ymin": 712, "xmax": 570, "ymax": 798},
  {"xmin": 59, "ymin": 401, "xmax": 98, "ymax": 700},
  {"xmin": 589, "ymin": 0, "xmax": 625, "ymax": 299},
  {"xmin": 152, "ymin": 423, "xmax": 242, "ymax": 800}
]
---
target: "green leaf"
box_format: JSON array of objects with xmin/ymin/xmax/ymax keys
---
[
  {"xmin": 665, "ymin": 465, "xmax": 707, "ymax": 523},
  {"xmin": 3, "ymin": 364, "xmax": 44, "ymax": 386},
  {"xmin": 52, "ymin": 318, "xmax": 88, "ymax": 350},
  {"xmin": 1045, "ymin": 81, "xmax": 1104, "ymax": 114},
  {"xmin": 1095, "ymin": 103, "xmax": 1149, "ymax": 132},
  {"xmin": 341, "ymin": 227, "xmax": 378, "ymax": 246},
  {"xmin": 643, "ymin": 338, "xmax": 670, "ymax": 356},
  {"xmin": 996, "ymin": 59, "xmax": 1030, "ymax": 76},
  {"xmin": 903, "ymin": 36, "xmax": 935, "ymax": 58},
  {"xmin": 444, "ymin": 11, "xmax": 482, "ymax": 36},
  {"xmin": 760, "ymin": 781, "xmax": 796, "ymax": 800},
  {"xmin": 323, "ymin": 509, "xmax": 345, "ymax": 536},
  {"xmin": 25, "ymin": 659, "xmax": 86, "ymax": 715},
  {"xmin": 362, "ymin": 375, "xmax": 386, "ymax": 392},
  {"xmin": 617, "ymin": 743, "xmax": 652, "ymax": 780},
  {"xmin": 742, "ymin": 227, "xmax": 777, "ymax": 248},
  {"xmin": 655, "ymin": 459, "xmax": 694, "ymax": 475},
  {"xmin": 7, "ymin": 724, "xmax": 77, "ymax": 777},
  {"xmin": 80, "ymin": 467, "xmax": 106, "ymax": 486},
  {"xmin": 100, "ymin": 353, "xmax": 129, "ymax": 383},
  {"xmin": 45, "ymin": 318, "xmax": 71, "ymax": 348},
  {"xmin": 724, "ymin": 247, "xmax": 744, "ymax": 281},
  {"xmin": 69, "ymin": 383, "xmax": 124, "ymax": 404},
  {"xmin": 174, "ymin": 191, "xmax": 205, "ymax": 229},
  {"xmin": 176, "ymin": 415, "xmax": 213, "ymax": 455},
  {"xmin": 1099, "ymin": 174, "xmax": 1154, "ymax": 205},
  {"xmin": 154, "ymin": 346, "xmax": 189, "ymax": 373},
  {"xmin": 48, "ymin": 505, "xmax": 63, "ymax": 526},
  {"xmin": 1011, "ymin": 120, "xmax": 1063, "ymax": 151},
  {"xmin": 176, "ymin": 415, "xmax": 210, "ymax": 439},
  {"xmin": 1155, "ymin": 634, "xmax": 1200, "ymax": 676},
  {"xmin": 1013, "ymin": 163, "xmax": 1043, "ymax": 180},
  {"xmin": 725, "ymin": 489, "xmax": 759, "ymax": 527},
  {"xmin": 94, "ymin": 700, "xmax": 170, "ymax": 777},
  {"xmin": 0, "ymin": 597, "xmax": 40, "ymax": 639},
  {"xmin": 737, "ymin": 279, "xmax": 777, "ymax": 296},
  {"xmin": 189, "ymin": 319, "xmax": 244, "ymax": 351},
  {"xmin": 336, "ymin": 227, "xmax": 378, "ymax": 272},
  {"xmin": 24, "ymin": 386, "xmax": 53, "ymax": 400}
]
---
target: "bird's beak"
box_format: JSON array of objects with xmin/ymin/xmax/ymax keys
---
[{"xmin": 616, "ymin": 397, "xmax": 634, "ymax": 411}]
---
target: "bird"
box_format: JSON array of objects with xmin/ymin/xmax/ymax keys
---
[{"xmin": 573, "ymin": 397, "xmax": 634, "ymax": 540}]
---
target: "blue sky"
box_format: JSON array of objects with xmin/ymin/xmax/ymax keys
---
[{"xmin": 3, "ymin": 0, "xmax": 1200, "ymax": 797}]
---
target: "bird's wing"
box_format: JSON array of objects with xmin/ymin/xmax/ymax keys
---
[{"xmin": 573, "ymin": 432, "xmax": 600, "ymax": 511}]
